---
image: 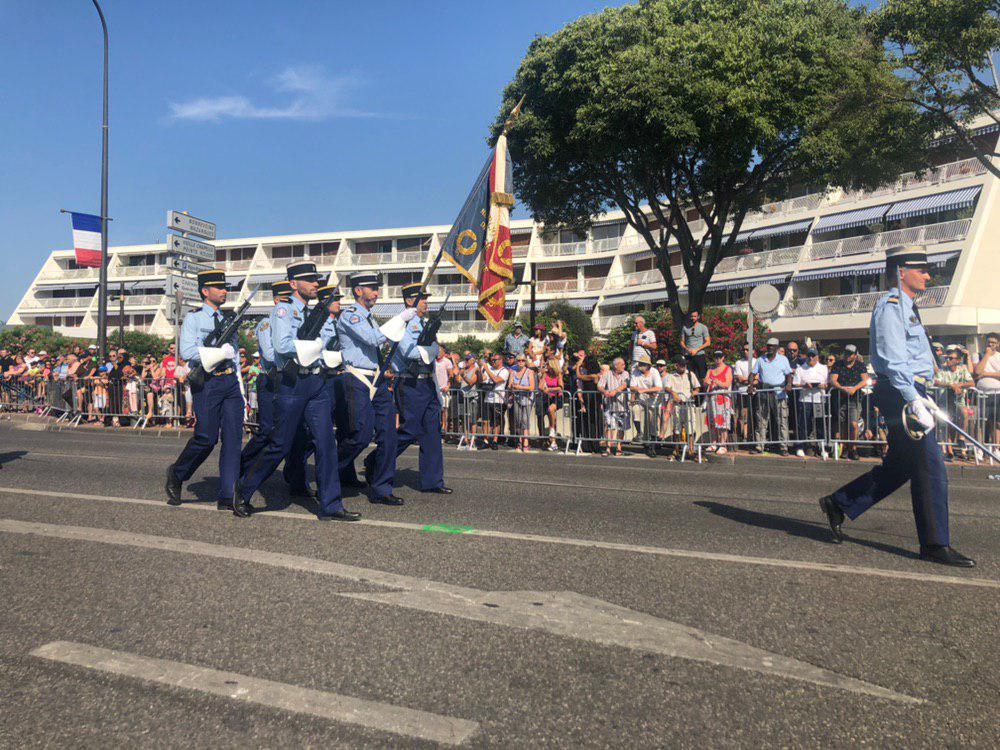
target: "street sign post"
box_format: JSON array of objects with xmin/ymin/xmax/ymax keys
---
[
  {"xmin": 167, "ymin": 211, "xmax": 216, "ymax": 240},
  {"xmin": 166, "ymin": 234, "xmax": 215, "ymax": 263},
  {"xmin": 166, "ymin": 256, "xmax": 213, "ymax": 274},
  {"xmin": 166, "ymin": 272, "xmax": 200, "ymax": 301}
]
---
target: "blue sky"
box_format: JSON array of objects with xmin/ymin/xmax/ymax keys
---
[{"xmin": 0, "ymin": 0, "xmax": 620, "ymax": 321}]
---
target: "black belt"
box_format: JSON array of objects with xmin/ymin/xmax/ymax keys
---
[
  {"xmin": 324, "ymin": 367, "xmax": 346, "ymax": 377},
  {"xmin": 399, "ymin": 373, "xmax": 432, "ymax": 381},
  {"xmin": 211, "ymin": 367, "xmax": 234, "ymax": 377},
  {"xmin": 297, "ymin": 365, "xmax": 322, "ymax": 376}
]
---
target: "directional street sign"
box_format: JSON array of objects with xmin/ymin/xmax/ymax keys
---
[
  {"xmin": 166, "ymin": 234, "xmax": 215, "ymax": 263},
  {"xmin": 166, "ymin": 256, "xmax": 214, "ymax": 275},
  {"xmin": 167, "ymin": 297, "xmax": 202, "ymax": 323},
  {"xmin": 167, "ymin": 211, "xmax": 216, "ymax": 240},
  {"xmin": 166, "ymin": 272, "xmax": 200, "ymax": 301}
]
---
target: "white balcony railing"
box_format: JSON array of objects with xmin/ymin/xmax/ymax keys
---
[
  {"xmin": 425, "ymin": 283, "xmax": 474, "ymax": 296},
  {"xmin": 590, "ymin": 237, "xmax": 622, "ymax": 253},
  {"xmin": 20, "ymin": 296, "xmax": 94, "ymax": 310},
  {"xmin": 837, "ymin": 157, "xmax": 988, "ymax": 204},
  {"xmin": 444, "ymin": 321, "xmax": 498, "ymax": 334},
  {"xmin": 353, "ymin": 252, "xmax": 395, "ymax": 266},
  {"xmin": 748, "ymin": 192, "xmax": 826, "ymax": 222},
  {"xmin": 538, "ymin": 240, "xmax": 587, "ymax": 257},
  {"xmin": 806, "ymin": 219, "xmax": 970, "ymax": 263},
  {"xmin": 535, "ymin": 279, "xmax": 583, "ymax": 294},
  {"xmin": 714, "ymin": 245, "xmax": 805, "ymax": 275},
  {"xmin": 512, "ymin": 244, "xmax": 530, "ymax": 258},
  {"xmin": 220, "ymin": 259, "xmax": 252, "ymax": 272},
  {"xmin": 39, "ymin": 267, "xmax": 101, "ymax": 280},
  {"xmin": 394, "ymin": 250, "xmax": 426, "ymax": 265},
  {"xmin": 782, "ymin": 286, "xmax": 948, "ymax": 318},
  {"xmin": 124, "ymin": 294, "xmax": 165, "ymax": 307},
  {"xmin": 113, "ymin": 265, "xmax": 166, "ymax": 277},
  {"xmin": 599, "ymin": 314, "xmax": 630, "ymax": 330}
]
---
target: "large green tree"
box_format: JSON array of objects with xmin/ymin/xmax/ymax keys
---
[
  {"xmin": 495, "ymin": 0, "xmax": 928, "ymax": 326},
  {"xmin": 870, "ymin": 0, "xmax": 1000, "ymax": 178}
]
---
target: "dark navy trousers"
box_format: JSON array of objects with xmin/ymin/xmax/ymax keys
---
[
  {"xmin": 240, "ymin": 372, "xmax": 343, "ymax": 515},
  {"xmin": 240, "ymin": 372, "xmax": 308, "ymax": 487},
  {"xmin": 335, "ymin": 374, "xmax": 397, "ymax": 498},
  {"xmin": 173, "ymin": 373, "xmax": 243, "ymax": 500},
  {"xmin": 395, "ymin": 377, "xmax": 444, "ymax": 491},
  {"xmin": 831, "ymin": 381, "xmax": 949, "ymax": 547}
]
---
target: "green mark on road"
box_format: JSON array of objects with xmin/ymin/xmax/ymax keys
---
[{"xmin": 422, "ymin": 523, "xmax": 475, "ymax": 535}]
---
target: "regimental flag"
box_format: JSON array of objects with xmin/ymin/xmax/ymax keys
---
[
  {"xmin": 68, "ymin": 212, "xmax": 103, "ymax": 268},
  {"xmin": 477, "ymin": 134, "xmax": 515, "ymax": 329}
]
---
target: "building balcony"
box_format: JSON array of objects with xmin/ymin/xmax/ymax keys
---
[
  {"xmin": 123, "ymin": 294, "xmax": 164, "ymax": 308},
  {"xmin": 425, "ymin": 283, "xmax": 474, "ymax": 296},
  {"xmin": 804, "ymin": 219, "xmax": 970, "ymax": 263},
  {"xmin": 534, "ymin": 277, "xmax": 608, "ymax": 294},
  {"xmin": 837, "ymin": 157, "xmax": 987, "ymax": 204},
  {"xmin": 714, "ymin": 245, "xmax": 804, "ymax": 275},
  {"xmin": 394, "ymin": 250, "xmax": 427, "ymax": 265},
  {"xmin": 38, "ymin": 267, "xmax": 100, "ymax": 281},
  {"xmin": 512, "ymin": 245, "xmax": 530, "ymax": 258},
  {"xmin": 606, "ymin": 268, "xmax": 683, "ymax": 289},
  {"xmin": 20, "ymin": 297, "xmax": 94, "ymax": 310},
  {"xmin": 781, "ymin": 286, "xmax": 948, "ymax": 318},
  {"xmin": 351, "ymin": 251, "xmax": 395, "ymax": 266},
  {"xmin": 444, "ymin": 320, "xmax": 498, "ymax": 334},
  {"xmin": 538, "ymin": 240, "xmax": 587, "ymax": 257},
  {"xmin": 747, "ymin": 192, "xmax": 826, "ymax": 222},
  {"xmin": 598, "ymin": 313, "xmax": 630, "ymax": 331},
  {"xmin": 590, "ymin": 237, "xmax": 622, "ymax": 254},
  {"xmin": 113, "ymin": 265, "xmax": 166, "ymax": 278},
  {"xmin": 220, "ymin": 259, "xmax": 252, "ymax": 272}
]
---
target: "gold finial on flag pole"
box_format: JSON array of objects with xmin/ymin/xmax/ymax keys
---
[{"xmin": 503, "ymin": 94, "xmax": 526, "ymax": 134}]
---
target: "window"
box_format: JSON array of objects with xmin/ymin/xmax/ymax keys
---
[
  {"xmin": 310, "ymin": 241, "xmax": 339, "ymax": 257},
  {"xmin": 271, "ymin": 244, "xmax": 306, "ymax": 259},
  {"xmin": 354, "ymin": 239, "xmax": 392, "ymax": 255},
  {"xmin": 591, "ymin": 223, "xmax": 625, "ymax": 241},
  {"xmin": 396, "ymin": 236, "xmax": 429, "ymax": 252}
]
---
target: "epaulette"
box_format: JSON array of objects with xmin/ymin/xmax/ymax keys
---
[{"xmin": 885, "ymin": 296, "xmax": 899, "ymax": 305}]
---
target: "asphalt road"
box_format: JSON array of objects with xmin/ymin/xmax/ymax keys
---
[{"xmin": 1, "ymin": 424, "xmax": 997, "ymax": 747}]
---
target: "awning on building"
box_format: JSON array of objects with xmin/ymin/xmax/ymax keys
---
[
  {"xmin": 35, "ymin": 281, "xmax": 98, "ymax": 291},
  {"xmin": 884, "ymin": 186, "xmax": 981, "ymax": 221},
  {"xmin": 812, "ymin": 203, "xmax": 892, "ymax": 234},
  {"xmin": 706, "ymin": 272, "xmax": 791, "ymax": 291},
  {"xmin": 536, "ymin": 257, "xmax": 613, "ymax": 269},
  {"xmin": 562, "ymin": 296, "xmax": 599, "ymax": 311},
  {"xmin": 793, "ymin": 249, "xmax": 961, "ymax": 282},
  {"xmin": 931, "ymin": 122, "xmax": 999, "ymax": 147},
  {"xmin": 602, "ymin": 288, "xmax": 670, "ymax": 304},
  {"xmin": 245, "ymin": 273, "xmax": 286, "ymax": 285},
  {"xmin": 744, "ymin": 218, "xmax": 813, "ymax": 242},
  {"xmin": 129, "ymin": 279, "xmax": 166, "ymax": 291}
]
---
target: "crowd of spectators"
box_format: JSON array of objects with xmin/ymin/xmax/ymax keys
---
[{"xmin": 3, "ymin": 320, "xmax": 999, "ymax": 461}]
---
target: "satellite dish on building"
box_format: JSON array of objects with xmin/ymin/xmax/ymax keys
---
[{"xmin": 748, "ymin": 283, "xmax": 781, "ymax": 316}]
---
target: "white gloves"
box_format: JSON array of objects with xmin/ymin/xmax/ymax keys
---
[
  {"xmin": 198, "ymin": 346, "xmax": 229, "ymax": 372},
  {"xmin": 417, "ymin": 345, "xmax": 435, "ymax": 365},
  {"xmin": 220, "ymin": 343, "xmax": 236, "ymax": 360},
  {"xmin": 322, "ymin": 350, "xmax": 343, "ymax": 369},
  {"xmin": 401, "ymin": 307, "xmax": 418, "ymax": 322},
  {"xmin": 907, "ymin": 399, "xmax": 935, "ymax": 431},
  {"xmin": 294, "ymin": 338, "xmax": 324, "ymax": 367}
]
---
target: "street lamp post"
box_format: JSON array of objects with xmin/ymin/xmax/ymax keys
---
[{"xmin": 91, "ymin": 0, "xmax": 110, "ymax": 362}]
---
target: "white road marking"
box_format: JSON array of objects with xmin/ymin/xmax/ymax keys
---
[
  {"xmin": 30, "ymin": 640, "xmax": 479, "ymax": 745},
  {"xmin": 0, "ymin": 485, "xmax": 997, "ymax": 590},
  {"xmin": 11, "ymin": 521, "xmax": 921, "ymax": 703}
]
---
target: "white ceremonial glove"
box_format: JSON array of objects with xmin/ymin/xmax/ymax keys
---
[
  {"xmin": 401, "ymin": 307, "xmax": 418, "ymax": 322},
  {"xmin": 908, "ymin": 399, "xmax": 935, "ymax": 431},
  {"xmin": 294, "ymin": 338, "xmax": 324, "ymax": 367},
  {"xmin": 322, "ymin": 350, "xmax": 343, "ymax": 369},
  {"xmin": 198, "ymin": 346, "xmax": 228, "ymax": 372},
  {"xmin": 219, "ymin": 343, "xmax": 236, "ymax": 361},
  {"xmin": 379, "ymin": 313, "xmax": 408, "ymax": 343},
  {"xmin": 417, "ymin": 345, "xmax": 435, "ymax": 365}
]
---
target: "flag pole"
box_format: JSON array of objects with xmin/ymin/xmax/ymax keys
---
[{"xmin": 91, "ymin": 0, "xmax": 111, "ymax": 362}]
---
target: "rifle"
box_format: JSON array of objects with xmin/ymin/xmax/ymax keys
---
[
  {"xmin": 282, "ymin": 287, "xmax": 337, "ymax": 379},
  {"xmin": 187, "ymin": 285, "xmax": 261, "ymax": 389},
  {"xmin": 416, "ymin": 289, "xmax": 450, "ymax": 348}
]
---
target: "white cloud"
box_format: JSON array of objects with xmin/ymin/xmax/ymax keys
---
[{"xmin": 168, "ymin": 66, "xmax": 378, "ymax": 122}]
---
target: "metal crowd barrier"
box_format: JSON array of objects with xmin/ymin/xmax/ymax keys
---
[{"xmin": 10, "ymin": 371, "xmax": 1000, "ymax": 464}]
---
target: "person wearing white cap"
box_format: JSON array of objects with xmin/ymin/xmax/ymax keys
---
[{"xmin": 820, "ymin": 245, "xmax": 974, "ymax": 567}]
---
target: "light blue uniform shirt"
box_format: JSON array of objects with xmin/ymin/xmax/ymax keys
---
[
  {"xmin": 869, "ymin": 287, "xmax": 936, "ymax": 403},
  {"xmin": 269, "ymin": 296, "xmax": 307, "ymax": 370},
  {"xmin": 255, "ymin": 317, "xmax": 275, "ymax": 369},
  {"xmin": 320, "ymin": 314, "xmax": 341, "ymax": 349},
  {"xmin": 337, "ymin": 303, "xmax": 387, "ymax": 370},
  {"xmin": 391, "ymin": 315, "xmax": 439, "ymax": 374},
  {"xmin": 180, "ymin": 303, "xmax": 239, "ymax": 369},
  {"xmin": 753, "ymin": 353, "xmax": 793, "ymax": 398}
]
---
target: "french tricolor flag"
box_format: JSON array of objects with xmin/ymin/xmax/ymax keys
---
[{"xmin": 69, "ymin": 212, "xmax": 103, "ymax": 268}]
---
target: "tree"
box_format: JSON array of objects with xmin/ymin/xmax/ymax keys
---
[
  {"xmin": 492, "ymin": 300, "xmax": 595, "ymax": 353},
  {"xmin": 0, "ymin": 325, "xmax": 82, "ymax": 353},
  {"xmin": 870, "ymin": 0, "xmax": 1000, "ymax": 178},
  {"xmin": 496, "ymin": 0, "xmax": 928, "ymax": 327},
  {"xmin": 449, "ymin": 335, "xmax": 488, "ymax": 358},
  {"xmin": 107, "ymin": 330, "xmax": 171, "ymax": 359}
]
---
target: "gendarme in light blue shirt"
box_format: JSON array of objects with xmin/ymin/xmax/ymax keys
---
[
  {"xmin": 869, "ymin": 287, "xmax": 936, "ymax": 403},
  {"xmin": 180, "ymin": 303, "xmax": 239, "ymax": 369},
  {"xmin": 255, "ymin": 317, "xmax": 275, "ymax": 369},
  {"xmin": 320, "ymin": 314, "xmax": 341, "ymax": 349},
  {"xmin": 269, "ymin": 296, "xmax": 307, "ymax": 370},
  {"xmin": 390, "ymin": 315, "xmax": 439, "ymax": 374},
  {"xmin": 337, "ymin": 303, "xmax": 387, "ymax": 370},
  {"xmin": 753, "ymin": 353, "xmax": 793, "ymax": 399}
]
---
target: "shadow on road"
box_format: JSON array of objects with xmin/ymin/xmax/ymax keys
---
[
  {"xmin": 693, "ymin": 500, "xmax": 918, "ymax": 560},
  {"xmin": 0, "ymin": 451, "xmax": 28, "ymax": 468}
]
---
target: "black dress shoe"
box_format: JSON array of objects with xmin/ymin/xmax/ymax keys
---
[
  {"xmin": 317, "ymin": 509, "xmax": 362, "ymax": 522},
  {"xmin": 165, "ymin": 465, "xmax": 182, "ymax": 506},
  {"xmin": 819, "ymin": 495, "xmax": 845, "ymax": 544},
  {"xmin": 216, "ymin": 498, "xmax": 235, "ymax": 511},
  {"xmin": 288, "ymin": 484, "xmax": 317, "ymax": 500},
  {"xmin": 919, "ymin": 545, "xmax": 976, "ymax": 568},
  {"xmin": 232, "ymin": 499, "xmax": 254, "ymax": 518},
  {"xmin": 422, "ymin": 486, "xmax": 453, "ymax": 495},
  {"xmin": 370, "ymin": 494, "xmax": 405, "ymax": 506}
]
